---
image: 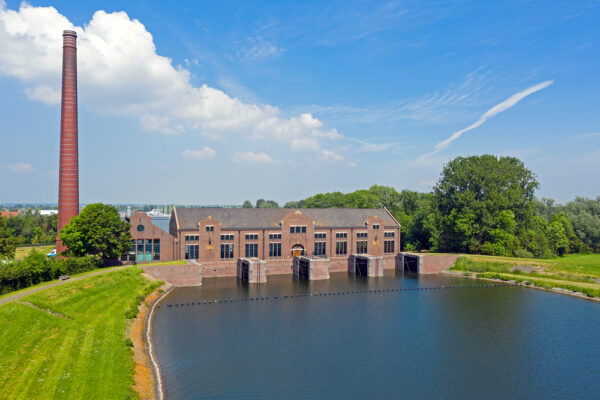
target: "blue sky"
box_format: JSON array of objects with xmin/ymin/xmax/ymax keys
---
[{"xmin": 0, "ymin": 0, "xmax": 599, "ymax": 204}]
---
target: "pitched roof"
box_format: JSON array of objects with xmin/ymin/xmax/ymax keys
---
[{"xmin": 174, "ymin": 207, "xmax": 399, "ymax": 229}]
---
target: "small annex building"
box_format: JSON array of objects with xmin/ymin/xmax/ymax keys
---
[{"xmin": 123, "ymin": 211, "xmax": 176, "ymax": 263}]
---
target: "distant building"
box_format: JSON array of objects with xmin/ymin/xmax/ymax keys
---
[
  {"xmin": 125, "ymin": 207, "xmax": 401, "ymax": 277},
  {"xmin": 39, "ymin": 210, "xmax": 58, "ymax": 216},
  {"xmin": 1, "ymin": 211, "xmax": 19, "ymax": 218}
]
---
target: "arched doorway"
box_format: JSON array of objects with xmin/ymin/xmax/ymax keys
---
[{"xmin": 291, "ymin": 244, "xmax": 305, "ymax": 257}]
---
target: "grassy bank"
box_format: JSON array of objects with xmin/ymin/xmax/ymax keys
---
[
  {"xmin": 449, "ymin": 254, "xmax": 600, "ymax": 299},
  {"xmin": 15, "ymin": 245, "xmax": 54, "ymax": 260},
  {"xmin": 0, "ymin": 267, "xmax": 161, "ymax": 399}
]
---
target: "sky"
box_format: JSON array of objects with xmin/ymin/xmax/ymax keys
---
[{"xmin": 0, "ymin": 0, "xmax": 599, "ymax": 205}]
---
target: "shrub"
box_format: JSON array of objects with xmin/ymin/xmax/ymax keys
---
[
  {"xmin": 0, "ymin": 254, "xmax": 103, "ymax": 295},
  {"xmin": 514, "ymin": 248, "xmax": 534, "ymax": 259}
]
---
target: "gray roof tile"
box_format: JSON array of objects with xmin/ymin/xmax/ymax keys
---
[{"xmin": 174, "ymin": 207, "xmax": 398, "ymax": 229}]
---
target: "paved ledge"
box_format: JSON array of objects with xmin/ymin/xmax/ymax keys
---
[{"xmin": 142, "ymin": 264, "xmax": 202, "ymax": 287}]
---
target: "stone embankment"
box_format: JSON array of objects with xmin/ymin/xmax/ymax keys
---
[{"xmin": 130, "ymin": 281, "xmax": 172, "ymax": 400}]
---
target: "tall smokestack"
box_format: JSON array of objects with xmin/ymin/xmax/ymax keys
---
[{"xmin": 56, "ymin": 30, "xmax": 79, "ymax": 255}]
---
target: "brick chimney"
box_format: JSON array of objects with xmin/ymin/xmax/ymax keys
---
[{"xmin": 56, "ymin": 30, "xmax": 79, "ymax": 255}]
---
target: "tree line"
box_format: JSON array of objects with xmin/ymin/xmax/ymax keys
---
[{"xmin": 242, "ymin": 155, "xmax": 600, "ymax": 258}]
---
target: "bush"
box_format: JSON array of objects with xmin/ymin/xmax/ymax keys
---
[
  {"xmin": 514, "ymin": 248, "xmax": 534, "ymax": 259},
  {"xmin": 0, "ymin": 253, "xmax": 103, "ymax": 295}
]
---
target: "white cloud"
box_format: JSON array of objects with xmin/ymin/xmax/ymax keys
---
[
  {"xmin": 419, "ymin": 80, "xmax": 554, "ymax": 161},
  {"xmin": 9, "ymin": 162, "xmax": 33, "ymax": 172},
  {"xmin": 0, "ymin": 3, "xmax": 340, "ymax": 154},
  {"xmin": 233, "ymin": 151, "xmax": 279, "ymax": 164},
  {"xmin": 182, "ymin": 147, "xmax": 216, "ymax": 160},
  {"xmin": 322, "ymin": 149, "xmax": 344, "ymax": 162}
]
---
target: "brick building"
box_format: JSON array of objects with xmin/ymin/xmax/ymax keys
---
[
  {"xmin": 123, "ymin": 211, "xmax": 176, "ymax": 263},
  {"xmin": 143, "ymin": 207, "xmax": 400, "ymax": 277}
]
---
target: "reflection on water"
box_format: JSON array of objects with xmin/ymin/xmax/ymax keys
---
[{"xmin": 152, "ymin": 271, "xmax": 600, "ymax": 400}]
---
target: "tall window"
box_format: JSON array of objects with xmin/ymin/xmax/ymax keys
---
[
  {"xmin": 221, "ymin": 243, "xmax": 234, "ymax": 259},
  {"xmin": 384, "ymin": 240, "xmax": 395, "ymax": 254},
  {"xmin": 357, "ymin": 240, "xmax": 368, "ymax": 254},
  {"xmin": 153, "ymin": 239, "xmax": 160, "ymax": 260},
  {"xmin": 314, "ymin": 241, "xmax": 326, "ymax": 256},
  {"xmin": 185, "ymin": 244, "xmax": 198, "ymax": 259},
  {"xmin": 245, "ymin": 243, "xmax": 258, "ymax": 257},
  {"xmin": 269, "ymin": 242, "xmax": 282, "ymax": 257},
  {"xmin": 336, "ymin": 241, "xmax": 347, "ymax": 255}
]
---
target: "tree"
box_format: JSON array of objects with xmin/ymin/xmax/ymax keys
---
[
  {"xmin": 0, "ymin": 216, "xmax": 17, "ymax": 259},
  {"xmin": 242, "ymin": 200, "xmax": 253, "ymax": 208},
  {"xmin": 60, "ymin": 203, "xmax": 131, "ymax": 260},
  {"xmin": 255, "ymin": 199, "xmax": 279, "ymax": 208},
  {"xmin": 434, "ymin": 155, "xmax": 539, "ymax": 254}
]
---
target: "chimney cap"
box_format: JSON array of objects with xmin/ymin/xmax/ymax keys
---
[{"xmin": 63, "ymin": 30, "xmax": 77, "ymax": 37}]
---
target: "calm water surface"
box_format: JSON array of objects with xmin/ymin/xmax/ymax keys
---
[{"xmin": 152, "ymin": 271, "xmax": 600, "ymax": 399}]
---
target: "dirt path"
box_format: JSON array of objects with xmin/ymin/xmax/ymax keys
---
[{"xmin": 0, "ymin": 265, "xmax": 131, "ymax": 306}]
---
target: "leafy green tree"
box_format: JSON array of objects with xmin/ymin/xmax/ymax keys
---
[
  {"xmin": 434, "ymin": 155, "xmax": 539, "ymax": 254},
  {"xmin": 0, "ymin": 216, "xmax": 17, "ymax": 259},
  {"xmin": 547, "ymin": 221, "xmax": 568, "ymax": 256},
  {"xmin": 60, "ymin": 203, "xmax": 131, "ymax": 260},
  {"xmin": 255, "ymin": 199, "xmax": 279, "ymax": 208},
  {"xmin": 242, "ymin": 200, "xmax": 253, "ymax": 208}
]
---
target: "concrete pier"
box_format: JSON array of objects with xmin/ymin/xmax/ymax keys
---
[
  {"xmin": 349, "ymin": 255, "xmax": 384, "ymax": 277},
  {"xmin": 237, "ymin": 258, "xmax": 267, "ymax": 283},
  {"xmin": 292, "ymin": 256, "xmax": 330, "ymax": 280},
  {"xmin": 397, "ymin": 253, "xmax": 461, "ymax": 274}
]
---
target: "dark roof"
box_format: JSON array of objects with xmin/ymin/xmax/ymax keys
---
[
  {"xmin": 151, "ymin": 217, "xmax": 171, "ymax": 234},
  {"xmin": 174, "ymin": 207, "xmax": 399, "ymax": 229}
]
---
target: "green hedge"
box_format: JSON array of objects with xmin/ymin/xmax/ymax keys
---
[{"xmin": 0, "ymin": 251, "xmax": 103, "ymax": 295}]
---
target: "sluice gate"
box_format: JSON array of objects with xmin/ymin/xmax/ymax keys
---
[
  {"xmin": 348, "ymin": 255, "xmax": 384, "ymax": 277},
  {"xmin": 237, "ymin": 258, "xmax": 267, "ymax": 283},
  {"xmin": 292, "ymin": 256, "xmax": 330, "ymax": 280}
]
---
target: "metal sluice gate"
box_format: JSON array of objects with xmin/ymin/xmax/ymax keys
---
[{"xmin": 159, "ymin": 283, "xmax": 517, "ymax": 308}]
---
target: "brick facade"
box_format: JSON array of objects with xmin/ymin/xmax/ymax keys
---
[
  {"xmin": 124, "ymin": 212, "xmax": 176, "ymax": 263},
  {"xmin": 165, "ymin": 207, "xmax": 401, "ymax": 277}
]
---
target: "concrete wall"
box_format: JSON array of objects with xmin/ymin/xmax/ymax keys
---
[
  {"xmin": 397, "ymin": 253, "xmax": 461, "ymax": 274},
  {"xmin": 142, "ymin": 264, "xmax": 202, "ymax": 286},
  {"xmin": 292, "ymin": 256, "xmax": 330, "ymax": 280}
]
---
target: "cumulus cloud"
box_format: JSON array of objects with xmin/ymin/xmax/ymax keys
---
[
  {"xmin": 233, "ymin": 151, "xmax": 279, "ymax": 164},
  {"xmin": 8, "ymin": 162, "xmax": 33, "ymax": 172},
  {"xmin": 182, "ymin": 147, "xmax": 216, "ymax": 160},
  {"xmin": 0, "ymin": 3, "xmax": 340, "ymax": 153},
  {"xmin": 419, "ymin": 80, "xmax": 553, "ymax": 161}
]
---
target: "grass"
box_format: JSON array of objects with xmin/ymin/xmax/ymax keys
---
[
  {"xmin": 14, "ymin": 245, "xmax": 54, "ymax": 260},
  {"xmin": 0, "ymin": 265, "xmax": 127, "ymax": 301},
  {"xmin": 0, "ymin": 267, "xmax": 161, "ymax": 399},
  {"xmin": 450, "ymin": 254, "xmax": 600, "ymax": 298}
]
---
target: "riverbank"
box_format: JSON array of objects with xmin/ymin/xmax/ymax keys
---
[
  {"xmin": 129, "ymin": 277, "xmax": 170, "ymax": 400},
  {"xmin": 0, "ymin": 267, "xmax": 161, "ymax": 399},
  {"xmin": 446, "ymin": 254, "xmax": 600, "ymax": 301}
]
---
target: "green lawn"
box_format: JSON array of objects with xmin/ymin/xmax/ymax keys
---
[
  {"xmin": 451, "ymin": 253, "xmax": 600, "ymax": 298},
  {"xmin": 14, "ymin": 245, "xmax": 54, "ymax": 260},
  {"xmin": 0, "ymin": 267, "xmax": 160, "ymax": 399}
]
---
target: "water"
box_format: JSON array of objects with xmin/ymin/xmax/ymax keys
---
[{"xmin": 152, "ymin": 271, "xmax": 600, "ymax": 399}]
